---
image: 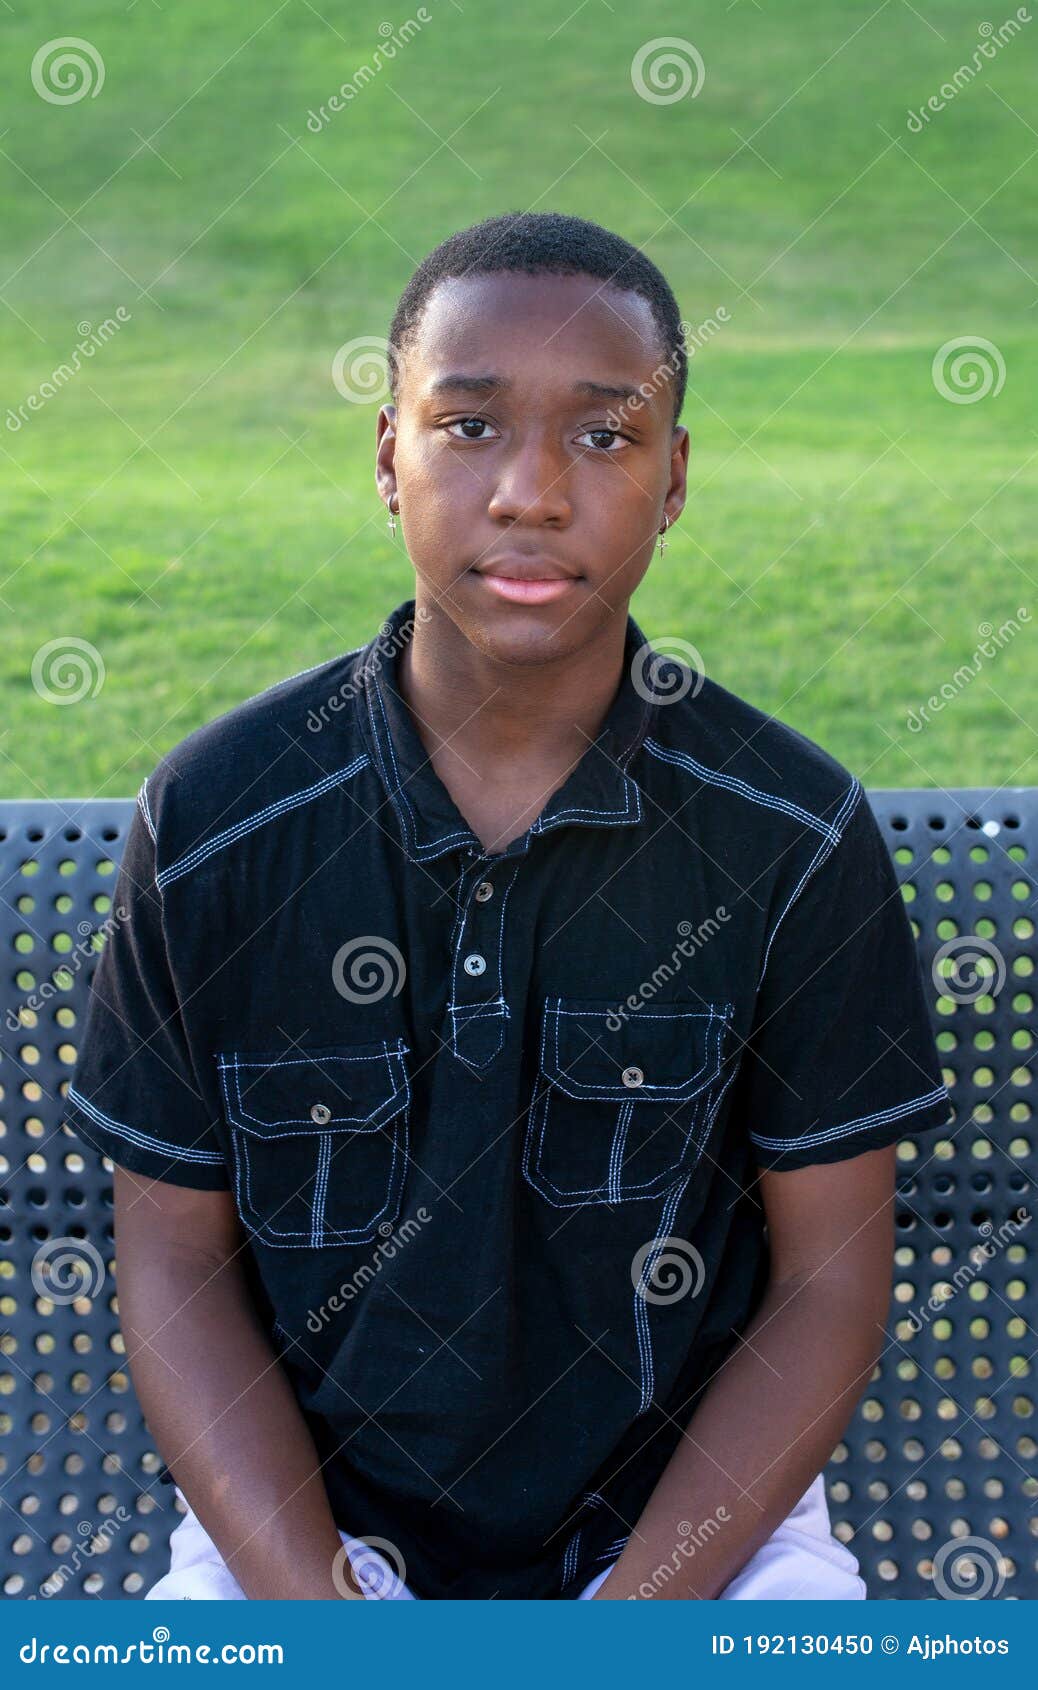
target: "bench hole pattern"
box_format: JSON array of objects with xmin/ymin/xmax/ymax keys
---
[{"xmin": 0, "ymin": 794, "xmax": 1034, "ymax": 1598}]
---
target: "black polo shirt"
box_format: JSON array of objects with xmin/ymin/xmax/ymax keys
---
[{"xmin": 65, "ymin": 595, "xmax": 951, "ymax": 1599}]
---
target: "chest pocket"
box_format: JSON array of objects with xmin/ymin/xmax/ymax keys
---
[
  {"xmin": 216, "ymin": 1040, "xmax": 410, "ymax": 1249},
  {"xmin": 522, "ymin": 998, "xmax": 733, "ymax": 1208}
]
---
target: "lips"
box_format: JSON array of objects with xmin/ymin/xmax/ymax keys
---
[
  {"xmin": 472, "ymin": 565, "xmax": 578, "ymax": 606},
  {"xmin": 475, "ymin": 556, "xmax": 579, "ymax": 582},
  {"xmin": 471, "ymin": 554, "xmax": 582, "ymax": 606}
]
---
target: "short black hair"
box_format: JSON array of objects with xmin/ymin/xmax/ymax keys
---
[{"xmin": 387, "ymin": 210, "xmax": 687, "ymax": 425}]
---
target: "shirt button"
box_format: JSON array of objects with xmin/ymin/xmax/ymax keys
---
[
  {"xmin": 621, "ymin": 1066, "xmax": 644, "ymax": 1089},
  {"xmin": 474, "ymin": 880, "xmax": 494, "ymax": 903},
  {"xmin": 463, "ymin": 953, "xmax": 487, "ymax": 976},
  {"xmin": 310, "ymin": 1102, "xmax": 332, "ymax": 1124}
]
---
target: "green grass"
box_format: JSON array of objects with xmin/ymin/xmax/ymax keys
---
[{"xmin": 2, "ymin": 0, "xmax": 1036, "ymax": 797}]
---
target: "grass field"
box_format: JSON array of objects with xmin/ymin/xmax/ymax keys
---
[{"xmin": 1, "ymin": 0, "xmax": 1036, "ymax": 798}]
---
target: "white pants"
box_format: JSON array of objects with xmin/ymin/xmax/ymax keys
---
[{"xmin": 145, "ymin": 1472, "xmax": 866, "ymax": 1600}]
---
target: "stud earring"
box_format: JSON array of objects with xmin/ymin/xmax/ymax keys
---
[{"xmin": 658, "ymin": 512, "xmax": 670, "ymax": 555}]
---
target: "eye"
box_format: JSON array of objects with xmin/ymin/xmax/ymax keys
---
[
  {"xmin": 576, "ymin": 428, "xmax": 628, "ymax": 452},
  {"xmin": 445, "ymin": 417, "xmax": 499, "ymax": 441}
]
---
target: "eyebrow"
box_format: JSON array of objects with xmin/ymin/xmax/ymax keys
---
[{"xmin": 427, "ymin": 374, "xmax": 644, "ymax": 405}]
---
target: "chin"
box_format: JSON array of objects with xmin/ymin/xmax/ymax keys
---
[{"xmin": 462, "ymin": 606, "xmax": 589, "ymax": 669}]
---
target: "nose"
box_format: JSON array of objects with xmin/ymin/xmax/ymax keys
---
[{"xmin": 487, "ymin": 429, "xmax": 572, "ymax": 528}]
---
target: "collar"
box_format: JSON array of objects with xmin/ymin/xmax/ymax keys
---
[{"xmin": 356, "ymin": 597, "xmax": 658, "ymax": 864}]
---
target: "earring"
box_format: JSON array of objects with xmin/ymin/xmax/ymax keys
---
[
  {"xmin": 658, "ymin": 513, "xmax": 670, "ymax": 556},
  {"xmin": 387, "ymin": 498, "xmax": 397, "ymax": 539}
]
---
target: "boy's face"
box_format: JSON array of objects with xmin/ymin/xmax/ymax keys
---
[{"xmin": 376, "ymin": 270, "xmax": 688, "ymax": 666}]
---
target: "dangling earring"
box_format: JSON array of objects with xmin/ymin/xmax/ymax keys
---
[
  {"xmin": 387, "ymin": 497, "xmax": 397, "ymax": 539},
  {"xmin": 658, "ymin": 512, "xmax": 670, "ymax": 555}
]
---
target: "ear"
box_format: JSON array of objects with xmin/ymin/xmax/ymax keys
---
[
  {"xmin": 375, "ymin": 404, "xmax": 398, "ymax": 507},
  {"xmin": 663, "ymin": 423, "xmax": 690, "ymax": 528}
]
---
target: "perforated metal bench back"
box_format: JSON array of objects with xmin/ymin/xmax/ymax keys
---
[{"xmin": 1, "ymin": 792, "xmax": 1034, "ymax": 1600}]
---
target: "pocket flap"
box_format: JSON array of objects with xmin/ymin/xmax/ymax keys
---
[
  {"xmin": 541, "ymin": 998, "xmax": 732, "ymax": 1102},
  {"xmin": 217, "ymin": 1039, "xmax": 410, "ymax": 1138}
]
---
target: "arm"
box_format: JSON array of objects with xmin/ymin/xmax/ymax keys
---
[
  {"xmin": 114, "ymin": 1165, "xmax": 364, "ymax": 1600},
  {"xmin": 592, "ymin": 1143, "xmax": 896, "ymax": 1599}
]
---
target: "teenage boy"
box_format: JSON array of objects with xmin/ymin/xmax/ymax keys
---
[{"xmin": 66, "ymin": 211, "xmax": 950, "ymax": 1600}]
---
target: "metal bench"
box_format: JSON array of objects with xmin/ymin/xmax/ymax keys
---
[{"xmin": 1, "ymin": 791, "xmax": 1034, "ymax": 1600}]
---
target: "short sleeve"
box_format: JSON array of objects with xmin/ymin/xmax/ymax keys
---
[
  {"xmin": 63, "ymin": 795, "xmax": 230, "ymax": 1189},
  {"xmin": 740, "ymin": 781, "xmax": 952, "ymax": 1172}
]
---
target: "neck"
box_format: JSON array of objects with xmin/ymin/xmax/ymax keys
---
[{"xmin": 397, "ymin": 596, "xmax": 630, "ymax": 772}]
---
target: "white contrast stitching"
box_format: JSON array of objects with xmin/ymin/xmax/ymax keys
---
[
  {"xmin": 136, "ymin": 777, "xmax": 156, "ymax": 844},
  {"xmin": 156, "ymin": 755, "xmax": 370, "ymax": 889},
  {"xmin": 634, "ymin": 1170, "xmax": 692, "ymax": 1415},
  {"xmin": 365, "ymin": 666, "xmax": 473, "ymax": 858},
  {"xmin": 546, "ymin": 999, "xmax": 730, "ymax": 1101},
  {"xmin": 220, "ymin": 1046, "xmax": 412, "ymax": 1248},
  {"xmin": 645, "ymin": 738, "xmax": 844, "ymax": 841},
  {"xmin": 750, "ymin": 1084, "xmax": 949, "ymax": 1153},
  {"xmin": 756, "ymin": 777, "xmax": 863, "ymax": 989},
  {"xmin": 66, "ymin": 1084, "xmax": 225, "ymax": 1164},
  {"xmin": 216, "ymin": 1042, "xmax": 409, "ymax": 1132},
  {"xmin": 521, "ymin": 1002, "xmax": 734, "ymax": 1207}
]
